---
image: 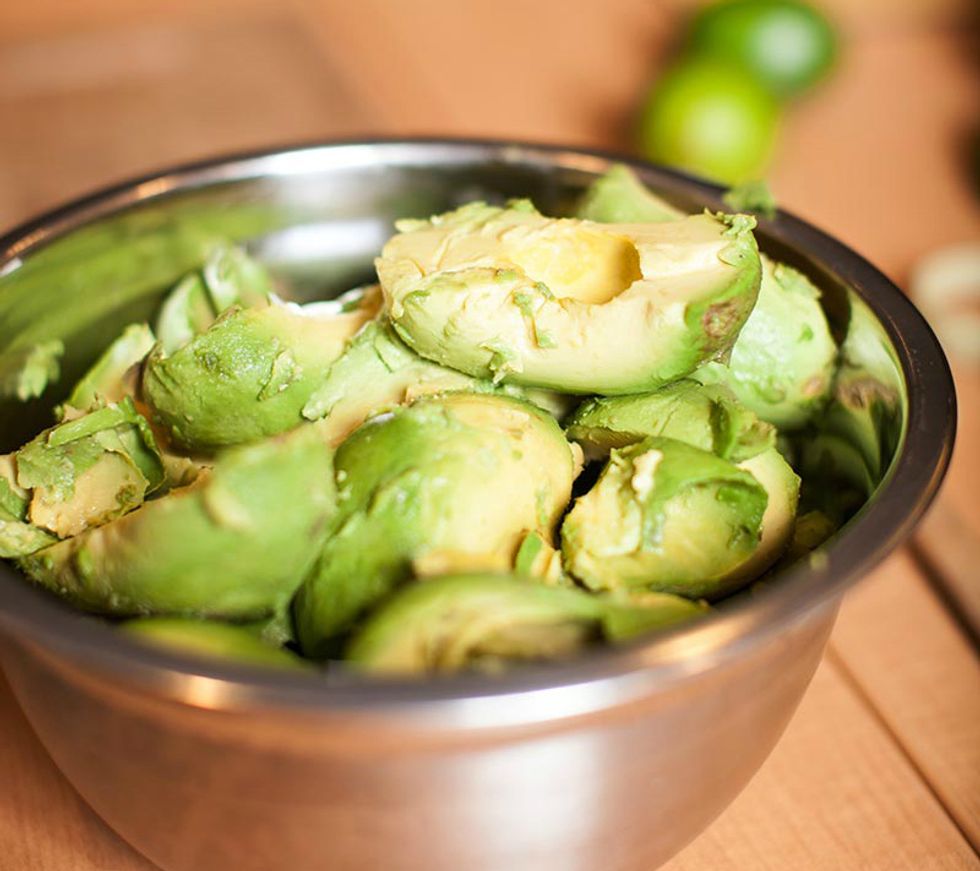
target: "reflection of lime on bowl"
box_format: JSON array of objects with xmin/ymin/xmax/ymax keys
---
[
  {"xmin": 688, "ymin": 0, "xmax": 839, "ymax": 99},
  {"xmin": 638, "ymin": 58, "xmax": 780, "ymax": 184}
]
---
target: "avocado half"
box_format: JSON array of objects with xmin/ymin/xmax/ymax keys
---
[
  {"xmin": 293, "ymin": 391, "xmax": 578, "ymax": 657},
  {"xmin": 376, "ymin": 202, "xmax": 762, "ymax": 395},
  {"xmin": 19, "ymin": 424, "xmax": 335, "ymax": 619},
  {"xmin": 577, "ymin": 166, "xmax": 836, "ymax": 427},
  {"xmin": 346, "ymin": 572, "xmax": 705, "ymax": 676},
  {"xmin": 143, "ymin": 287, "xmax": 381, "ymax": 451},
  {"xmin": 562, "ymin": 381, "xmax": 799, "ymax": 599}
]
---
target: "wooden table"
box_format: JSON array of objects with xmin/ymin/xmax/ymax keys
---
[{"xmin": 1, "ymin": 2, "xmax": 978, "ymax": 868}]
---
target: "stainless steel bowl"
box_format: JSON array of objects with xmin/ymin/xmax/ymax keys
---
[{"xmin": 0, "ymin": 140, "xmax": 955, "ymax": 871}]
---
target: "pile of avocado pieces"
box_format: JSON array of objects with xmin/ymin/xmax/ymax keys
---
[{"xmin": 0, "ymin": 166, "xmax": 899, "ymax": 676}]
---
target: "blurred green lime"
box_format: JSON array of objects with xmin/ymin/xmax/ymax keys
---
[
  {"xmin": 638, "ymin": 58, "xmax": 780, "ymax": 184},
  {"xmin": 687, "ymin": 0, "xmax": 838, "ymax": 99}
]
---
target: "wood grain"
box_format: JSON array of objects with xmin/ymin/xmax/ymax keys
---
[
  {"xmin": 299, "ymin": 0, "xmax": 676, "ymax": 145},
  {"xmin": 830, "ymin": 551, "xmax": 980, "ymax": 849},
  {"xmin": 0, "ymin": 9, "xmax": 371, "ymax": 231},
  {"xmin": 0, "ymin": 671, "xmax": 154, "ymax": 871},
  {"xmin": 665, "ymin": 659, "xmax": 978, "ymax": 871}
]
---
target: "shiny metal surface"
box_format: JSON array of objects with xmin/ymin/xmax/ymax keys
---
[{"xmin": 0, "ymin": 140, "xmax": 956, "ymax": 870}]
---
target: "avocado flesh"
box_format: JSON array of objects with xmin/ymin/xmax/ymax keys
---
[
  {"xmin": 0, "ymin": 339, "xmax": 63, "ymax": 402},
  {"xmin": 302, "ymin": 319, "xmax": 487, "ymax": 445},
  {"xmin": 564, "ymin": 382, "xmax": 799, "ymax": 586},
  {"xmin": 293, "ymin": 393, "xmax": 576, "ymax": 657},
  {"xmin": 726, "ymin": 447, "xmax": 800, "ymax": 585},
  {"xmin": 345, "ymin": 573, "xmax": 705, "ymax": 676},
  {"xmin": 513, "ymin": 529, "xmax": 570, "ymax": 586},
  {"xmin": 19, "ymin": 424, "xmax": 335, "ymax": 619},
  {"xmin": 795, "ymin": 295, "xmax": 904, "ymax": 525},
  {"xmin": 599, "ymin": 590, "xmax": 708, "ymax": 643},
  {"xmin": 144, "ymin": 289, "xmax": 381, "ymax": 451},
  {"xmin": 300, "ymin": 318, "xmax": 571, "ymax": 446},
  {"xmin": 120, "ymin": 617, "xmax": 305, "ymax": 669},
  {"xmin": 376, "ymin": 203, "xmax": 761, "ymax": 394},
  {"xmin": 155, "ymin": 245, "xmax": 276, "ymax": 355},
  {"xmin": 0, "ymin": 455, "xmax": 57, "ymax": 557},
  {"xmin": 694, "ymin": 256, "xmax": 837, "ymax": 429},
  {"xmin": 11, "ymin": 399, "xmax": 164, "ymax": 541},
  {"xmin": 60, "ymin": 323, "xmax": 155, "ymax": 417},
  {"xmin": 562, "ymin": 436, "xmax": 771, "ymax": 600},
  {"xmin": 575, "ymin": 168, "xmax": 836, "ymax": 427},
  {"xmin": 566, "ymin": 379, "xmax": 775, "ymax": 463}
]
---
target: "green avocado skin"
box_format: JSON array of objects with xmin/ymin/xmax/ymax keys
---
[
  {"xmin": 143, "ymin": 305, "xmax": 348, "ymax": 452},
  {"xmin": 19, "ymin": 424, "xmax": 336, "ymax": 619},
  {"xmin": 694, "ymin": 256, "xmax": 836, "ymax": 429},
  {"xmin": 293, "ymin": 393, "xmax": 574, "ymax": 658},
  {"xmin": 576, "ymin": 165, "xmax": 684, "ymax": 224},
  {"xmin": 345, "ymin": 572, "xmax": 706, "ymax": 675},
  {"xmin": 120, "ymin": 617, "xmax": 305, "ymax": 669},
  {"xmin": 562, "ymin": 436, "xmax": 768, "ymax": 600},
  {"xmin": 346, "ymin": 573, "xmax": 604, "ymax": 674},
  {"xmin": 566, "ymin": 379, "xmax": 774, "ymax": 462},
  {"xmin": 61, "ymin": 323, "xmax": 155, "ymax": 415}
]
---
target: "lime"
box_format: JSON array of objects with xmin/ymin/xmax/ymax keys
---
[
  {"xmin": 688, "ymin": 0, "xmax": 838, "ymax": 99},
  {"xmin": 638, "ymin": 58, "xmax": 780, "ymax": 185}
]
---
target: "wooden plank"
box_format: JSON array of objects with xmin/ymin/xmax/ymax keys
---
[
  {"xmin": 299, "ymin": 0, "xmax": 674, "ymax": 147},
  {"xmin": 0, "ymin": 670, "xmax": 153, "ymax": 871},
  {"xmin": 0, "ymin": 9, "xmax": 370, "ymax": 230},
  {"xmin": 770, "ymin": 28, "xmax": 980, "ymax": 286},
  {"xmin": 914, "ymin": 359, "xmax": 980, "ymax": 640},
  {"xmin": 829, "ymin": 550, "xmax": 980, "ymax": 849},
  {"xmin": 665, "ymin": 656, "xmax": 979, "ymax": 870},
  {"xmin": 667, "ymin": 657, "xmax": 979, "ymax": 870},
  {"xmin": 0, "ymin": 0, "xmax": 276, "ymax": 42}
]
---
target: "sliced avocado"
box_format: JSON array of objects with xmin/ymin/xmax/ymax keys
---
[
  {"xmin": 301, "ymin": 318, "xmax": 483, "ymax": 445},
  {"xmin": 0, "ymin": 339, "xmax": 63, "ymax": 401},
  {"xmin": 376, "ymin": 203, "xmax": 762, "ymax": 394},
  {"xmin": 59, "ymin": 323, "xmax": 155, "ymax": 416},
  {"xmin": 513, "ymin": 529, "xmax": 571, "ymax": 587},
  {"xmin": 561, "ymin": 436, "xmax": 773, "ymax": 600},
  {"xmin": 345, "ymin": 573, "xmax": 706, "ymax": 676},
  {"xmin": 730, "ymin": 446, "xmax": 800, "ymax": 584},
  {"xmin": 574, "ymin": 169, "xmax": 834, "ymax": 427},
  {"xmin": 302, "ymin": 318, "xmax": 574, "ymax": 446},
  {"xmin": 796, "ymin": 294, "xmax": 904, "ymax": 520},
  {"xmin": 599, "ymin": 590, "xmax": 709, "ymax": 642},
  {"xmin": 14, "ymin": 398, "xmax": 164, "ymax": 539},
  {"xmin": 722, "ymin": 180, "xmax": 778, "ymax": 219},
  {"xmin": 0, "ymin": 455, "xmax": 57, "ymax": 557},
  {"xmin": 576, "ymin": 165, "xmax": 684, "ymax": 224},
  {"xmin": 155, "ymin": 245, "xmax": 275, "ymax": 355},
  {"xmin": 293, "ymin": 392, "xmax": 577, "ymax": 657},
  {"xmin": 781, "ymin": 509, "xmax": 839, "ymax": 566},
  {"xmin": 120, "ymin": 617, "xmax": 306, "ymax": 670},
  {"xmin": 694, "ymin": 256, "xmax": 836, "ymax": 429},
  {"xmin": 565, "ymin": 379, "xmax": 775, "ymax": 462},
  {"xmin": 19, "ymin": 424, "xmax": 335, "ymax": 619},
  {"xmin": 563, "ymin": 383, "xmax": 798, "ymax": 584},
  {"xmin": 144, "ymin": 288, "xmax": 381, "ymax": 451}
]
